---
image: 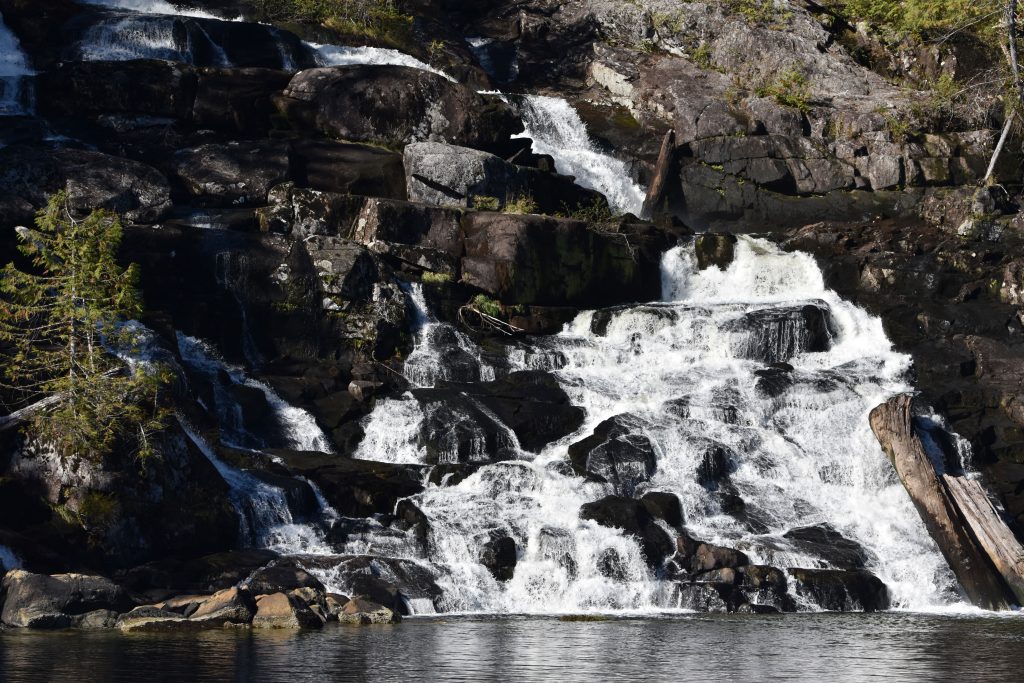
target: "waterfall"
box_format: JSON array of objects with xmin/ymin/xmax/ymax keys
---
[
  {"xmin": 0, "ymin": 12, "xmax": 32, "ymax": 116},
  {"xmin": 312, "ymin": 43, "xmax": 454, "ymax": 81},
  {"xmin": 81, "ymin": 0, "xmax": 225, "ymax": 19},
  {"xmin": 351, "ymin": 238, "xmax": 958, "ymax": 613},
  {"xmin": 176, "ymin": 333, "xmax": 333, "ymax": 453},
  {"xmin": 511, "ymin": 95, "xmax": 648, "ymax": 217},
  {"xmin": 0, "ymin": 544, "xmax": 22, "ymax": 570}
]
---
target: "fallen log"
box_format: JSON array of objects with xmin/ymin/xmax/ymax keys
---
[
  {"xmin": 870, "ymin": 393, "xmax": 1018, "ymax": 610},
  {"xmin": 0, "ymin": 395, "xmax": 64, "ymax": 433}
]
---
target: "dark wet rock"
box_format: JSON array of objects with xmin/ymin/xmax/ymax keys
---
[
  {"xmin": 243, "ymin": 559, "xmax": 325, "ymax": 596},
  {"xmin": 172, "ymin": 141, "xmax": 291, "ymax": 206},
  {"xmin": 754, "ymin": 363, "xmax": 795, "ymax": 398},
  {"xmin": 118, "ymin": 549, "xmax": 279, "ymax": 594},
  {"xmin": 258, "ymin": 184, "xmax": 366, "ymax": 236},
  {"xmin": 480, "ymin": 536, "xmax": 518, "ymax": 582},
  {"xmin": 72, "ymin": 609, "xmax": 120, "ymax": 629},
  {"xmin": 738, "ymin": 565, "xmax": 797, "ymax": 612},
  {"xmin": 639, "ymin": 491, "xmax": 684, "ymax": 529},
  {"xmin": 676, "ymin": 535, "xmax": 750, "ymax": 574},
  {"xmin": 393, "ymin": 499, "xmax": 431, "ymax": 552},
  {"xmin": 0, "ymin": 146, "xmax": 172, "ymax": 226},
  {"xmin": 669, "ymin": 583, "xmax": 730, "ymax": 613},
  {"xmin": 1, "ymin": 570, "xmax": 132, "ymax": 629},
  {"xmin": 291, "ymin": 140, "xmax": 408, "ymax": 199},
  {"xmin": 414, "ymin": 370, "xmax": 585, "ymax": 460},
  {"xmin": 302, "ymin": 555, "xmax": 443, "ymax": 616},
  {"xmin": 276, "ymin": 65, "xmax": 520, "ymax": 149},
  {"xmin": 727, "ymin": 303, "xmax": 837, "ymax": 363},
  {"xmin": 537, "ymin": 527, "xmax": 578, "ymax": 579},
  {"xmin": 693, "ymin": 438, "xmax": 737, "ymax": 487},
  {"xmin": 568, "ymin": 414, "xmax": 656, "ymax": 496},
  {"xmin": 596, "ymin": 548, "xmax": 628, "ymax": 580},
  {"xmin": 579, "ymin": 496, "xmax": 675, "ymax": 568},
  {"xmin": 116, "ymin": 606, "xmax": 202, "ymax": 633},
  {"xmin": 788, "ymin": 568, "xmax": 890, "ymax": 612},
  {"xmin": 694, "ymin": 233, "xmax": 737, "ymax": 271},
  {"xmin": 783, "ymin": 524, "xmax": 871, "ymax": 570},
  {"xmin": 426, "ymin": 463, "xmax": 482, "ymax": 487},
  {"xmin": 271, "ymin": 452, "xmax": 424, "ymax": 518},
  {"xmin": 192, "ymin": 66, "xmax": 294, "ymax": 134},
  {"xmin": 460, "ymin": 212, "xmax": 667, "ymax": 307}
]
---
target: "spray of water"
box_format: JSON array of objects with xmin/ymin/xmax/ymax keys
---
[{"xmin": 312, "ymin": 43, "xmax": 454, "ymax": 81}]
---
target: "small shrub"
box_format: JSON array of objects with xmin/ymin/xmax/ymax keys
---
[
  {"xmin": 421, "ymin": 271, "xmax": 452, "ymax": 284},
  {"xmin": 558, "ymin": 197, "xmax": 620, "ymax": 224},
  {"xmin": 692, "ymin": 42, "xmax": 713, "ymax": 70},
  {"xmin": 755, "ymin": 68, "xmax": 812, "ymax": 113},
  {"xmin": 503, "ymin": 194, "xmax": 538, "ymax": 215},
  {"xmin": 471, "ymin": 294, "xmax": 503, "ymax": 318},
  {"xmin": 471, "ymin": 195, "xmax": 501, "ymax": 211},
  {"xmin": 722, "ymin": 0, "xmax": 792, "ymax": 26},
  {"xmin": 427, "ymin": 39, "xmax": 446, "ymax": 64}
]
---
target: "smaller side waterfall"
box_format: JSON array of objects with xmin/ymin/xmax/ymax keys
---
[
  {"xmin": 81, "ymin": 0, "xmax": 225, "ymax": 19},
  {"xmin": 176, "ymin": 333, "xmax": 333, "ymax": 453},
  {"xmin": 512, "ymin": 95, "xmax": 647, "ymax": 217},
  {"xmin": 0, "ymin": 544, "xmax": 23, "ymax": 570},
  {"xmin": 0, "ymin": 12, "xmax": 32, "ymax": 116},
  {"xmin": 312, "ymin": 43, "xmax": 454, "ymax": 81}
]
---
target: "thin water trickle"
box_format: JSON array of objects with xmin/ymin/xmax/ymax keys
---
[{"xmin": 0, "ymin": 12, "xmax": 32, "ymax": 116}]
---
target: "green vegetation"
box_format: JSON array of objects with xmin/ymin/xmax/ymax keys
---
[
  {"xmin": 0, "ymin": 193, "xmax": 170, "ymax": 461},
  {"xmin": 824, "ymin": 0, "xmax": 1000, "ymax": 36},
  {"xmin": 503, "ymin": 194, "xmax": 539, "ymax": 215},
  {"xmin": 722, "ymin": 0, "xmax": 793, "ymax": 27},
  {"xmin": 252, "ymin": 0, "xmax": 414, "ymax": 47},
  {"xmin": 471, "ymin": 195, "xmax": 501, "ymax": 211},
  {"xmin": 471, "ymin": 294, "xmax": 502, "ymax": 318},
  {"xmin": 421, "ymin": 271, "xmax": 453, "ymax": 284},
  {"xmin": 558, "ymin": 197, "xmax": 621, "ymax": 224},
  {"xmin": 691, "ymin": 42, "xmax": 714, "ymax": 70},
  {"xmin": 755, "ymin": 68, "xmax": 813, "ymax": 113}
]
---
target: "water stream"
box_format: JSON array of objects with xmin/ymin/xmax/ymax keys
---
[{"xmin": 0, "ymin": 11, "xmax": 32, "ymax": 115}]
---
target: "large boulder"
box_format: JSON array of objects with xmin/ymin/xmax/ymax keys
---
[
  {"xmin": 782, "ymin": 524, "xmax": 872, "ymax": 570},
  {"xmin": 788, "ymin": 568, "xmax": 890, "ymax": 612},
  {"xmin": 188, "ymin": 587, "xmax": 256, "ymax": 625},
  {"xmin": 0, "ymin": 146, "xmax": 172, "ymax": 226},
  {"xmin": 290, "ymin": 140, "xmax": 407, "ymax": 198},
  {"xmin": 480, "ymin": 535, "xmax": 518, "ymax": 582},
  {"xmin": 173, "ymin": 141, "xmax": 291, "ymax": 206},
  {"xmin": 403, "ymin": 142, "xmax": 604, "ymax": 214},
  {"xmin": 413, "ymin": 370, "xmax": 585, "ymax": 460},
  {"xmin": 338, "ymin": 597, "xmax": 400, "ymax": 625},
  {"xmin": 275, "ymin": 65, "xmax": 521, "ymax": 149},
  {"xmin": 252, "ymin": 592, "xmax": 323, "ymax": 629},
  {"xmin": 725, "ymin": 303, "xmax": 837, "ymax": 363},
  {"xmin": 460, "ymin": 212, "xmax": 665, "ymax": 307},
  {"xmin": 243, "ymin": 559, "xmax": 325, "ymax": 596},
  {"xmin": 568, "ymin": 414, "xmax": 656, "ymax": 496},
  {"xmin": 579, "ymin": 495, "xmax": 675, "ymax": 568},
  {"xmin": 1, "ymin": 570, "xmax": 133, "ymax": 629}
]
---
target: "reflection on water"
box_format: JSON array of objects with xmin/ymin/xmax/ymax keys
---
[{"xmin": 1, "ymin": 613, "xmax": 1023, "ymax": 682}]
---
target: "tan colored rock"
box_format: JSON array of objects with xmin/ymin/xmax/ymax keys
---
[
  {"xmin": 155, "ymin": 594, "xmax": 209, "ymax": 617},
  {"xmin": 252, "ymin": 593, "xmax": 323, "ymax": 629},
  {"xmin": 324, "ymin": 593, "xmax": 350, "ymax": 622},
  {"xmin": 190, "ymin": 587, "xmax": 255, "ymax": 625},
  {"xmin": 339, "ymin": 597, "xmax": 400, "ymax": 625}
]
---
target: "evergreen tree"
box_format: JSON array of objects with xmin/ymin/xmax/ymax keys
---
[{"xmin": 0, "ymin": 192, "xmax": 168, "ymax": 460}]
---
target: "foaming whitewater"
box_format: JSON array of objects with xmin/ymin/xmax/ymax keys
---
[
  {"xmin": 352, "ymin": 237, "xmax": 958, "ymax": 614},
  {"xmin": 81, "ymin": 0, "xmax": 224, "ymax": 19},
  {"xmin": 511, "ymin": 95, "xmax": 647, "ymax": 217},
  {"xmin": 0, "ymin": 544, "xmax": 22, "ymax": 570},
  {"xmin": 355, "ymin": 283, "xmax": 494, "ymax": 465},
  {"xmin": 0, "ymin": 12, "xmax": 32, "ymax": 115},
  {"xmin": 312, "ymin": 44, "xmax": 454, "ymax": 81}
]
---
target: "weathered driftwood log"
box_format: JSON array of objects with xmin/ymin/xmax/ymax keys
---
[
  {"xmin": 0, "ymin": 395, "xmax": 64, "ymax": 433},
  {"xmin": 870, "ymin": 394, "xmax": 1020, "ymax": 610},
  {"xmin": 641, "ymin": 129, "xmax": 675, "ymax": 218}
]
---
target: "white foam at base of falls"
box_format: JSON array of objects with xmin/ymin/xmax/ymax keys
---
[
  {"xmin": 352, "ymin": 237, "xmax": 960, "ymax": 613},
  {"xmin": 512, "ymin": 94, "xmax": 648, "ymax": 217},
  {"xmin": 0, "ymin": 11, "xmax": 32, "ymax": 115},
  {"xmin": 312, "ymin": 44, "xmax": 454, "ymax": 81}
]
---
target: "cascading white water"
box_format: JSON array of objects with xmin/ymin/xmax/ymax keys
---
[
  {"xmin": 0, "ymin": 12, "xmax": 32, "ymax": 116},
  {"xmin": 312, "ymin": 43, "xmax": 454, "ymax": 81},
  {"xmin": 176, "ymin": 333, "xmax": 333, "ymax": 453},
  {"xmin": 351, "ymin": 238, "xmax": 959, "ymax": 614},
  {"xmin": 81, "ymin": 0, "xmax": 224, "ymax": 19},
  {"xmin": 512, "ymin": 95, "xmax": 648, "ymax": 217},
  {"xmin": 354, "ymin": 283, "xmax": 494, "ymax": 465}
]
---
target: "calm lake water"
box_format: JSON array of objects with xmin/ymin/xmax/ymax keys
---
[{"xmin": 1, "ymin": 612, "xmax": 1022, "ymax": 682}]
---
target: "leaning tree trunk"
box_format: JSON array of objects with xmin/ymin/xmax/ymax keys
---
[
  {"xmin": 870, "ymin": 394, "xmax": 1020, "ymax": 609},
  {"xmin": 984, "ymin": 0, "xmax": 1022, "ymax": 182}
]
